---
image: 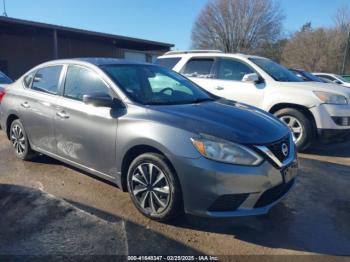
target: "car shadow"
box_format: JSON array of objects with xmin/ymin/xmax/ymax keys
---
[
  {"xmin": 0, "ymin": 184, "xmax": 202, "ymax": 256},
  {"xmin": 65, "ymin": 199, "xmax": 203, "ymax": 256},
  {"xmin": 303, "ymin": 141, "xmax": 350, "ymax": 158},
  {"xmin": 167, "ymin": 158, "xmax": 350, "ymax": 256},
  {"xmin": 30, "ymin": 154, "xmax": 118, "ymax": 188}
]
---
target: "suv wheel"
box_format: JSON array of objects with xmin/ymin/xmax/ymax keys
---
[
  {"xmin": 10, "ymin": 119, "xmax": 36, "ymax": 160},
  {"xmin": 274, "ymin": 108, "xmax": 314, "ymax": 151},
  {"xmin": 127, "ymin": 153, "xmax": 182, "ymax": 221}
]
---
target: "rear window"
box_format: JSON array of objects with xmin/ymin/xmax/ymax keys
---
[
  {"xmin": 32, "ymin": 66, "xmax": 62, "ymax": 95},
  {"xmin": 155, "ymin": 57, "xmax": 181, "ymax": 69},
  {"xmin": 0, "ymin": 72, "xmax": 12, "ymax": 84},
  {"xmin": 182, "ymin": 58, "xmax": 214, "ymax": 78}
]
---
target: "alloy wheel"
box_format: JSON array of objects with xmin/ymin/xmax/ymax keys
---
[
  {"xmin": 280, "ymin": 115, "xmax": 303, "ymax": 143},
  {"xmin": 10, "ymin": 124, "xmax": 26, "ymax": 155},
  {"xmin": 130, "ymin": 163, "xmax": 171, "ymax": 215}
]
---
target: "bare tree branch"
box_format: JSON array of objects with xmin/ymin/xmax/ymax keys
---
[{"xmin": 191, "ymin": 0, "xmax": 285, "ymax": 53}]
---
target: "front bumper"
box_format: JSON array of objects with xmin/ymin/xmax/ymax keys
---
[
  {"xmin": 310, "ymin": 104, "xmax": 350, "ymax": 144},
  {"xmin": 170, "ymin": 154, "xmax": 298, "ymax": 218},
  {"xmin": 317, "ymin": 128, "xmax": 350, "ymax": 144}
]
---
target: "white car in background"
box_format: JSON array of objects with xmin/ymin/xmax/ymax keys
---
[
  {"xmin": 313, "ymin": 73, "xmax": 350, "ymax": 88},
  {"xmin": 156, "ymin": 51, "xmax": 350, "ymax": 151}
]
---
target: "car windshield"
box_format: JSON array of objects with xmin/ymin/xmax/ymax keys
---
[
  {"xmin": 301, "ymin": 70, "xmax": 325, "ymax": 82},
  {"xmin": 0, "ymin": 72, "xmax": 13, "ymax": 84},
  {"xmin": 249, "ymin": 58, "xmax": 302, "ymax": 82},
  {"xmin": 101, "ymin": 64, "xmax": 215, "ymax": 105},
  {"xmin": 335, "ymin": 74, "xmax": 350, "ymax": 83}
]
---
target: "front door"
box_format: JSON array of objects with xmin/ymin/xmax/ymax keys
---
[
  {"xmin": 183, "ymin": 57, "xmax": 265, "ymax": 107},
  {"xmin": 54, "ymin": 65, "xmax": 117, "ymax": 177},
  {"xmin": 209, "ymin": 58, "xmax": 265, "ymax": 107}
]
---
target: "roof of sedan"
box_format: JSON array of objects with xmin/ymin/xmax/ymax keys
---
[{"xmin": 74, "ymin": 57, "xmax": 151, "ymax": 66}]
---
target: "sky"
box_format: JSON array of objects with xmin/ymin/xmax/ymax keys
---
[{"xmin": 2, "ymin": 0, "xmax": 349, "ymax": 49}]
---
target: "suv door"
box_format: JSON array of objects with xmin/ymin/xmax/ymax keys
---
[
  {"xmin": 19, "ymin": 65, "xmax": 63, "ymax": 153},
  {"xmin": 209, "ymin": 58, "xmax": 265, "ymax": 106},
  {"xmin": 54, "ymin": 65, "xmax": 118, "ymax": 178}
]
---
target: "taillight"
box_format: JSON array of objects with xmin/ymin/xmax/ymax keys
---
[{"xmin": 0, "ymin": 90, "xmax": 6, "ymax": 103}]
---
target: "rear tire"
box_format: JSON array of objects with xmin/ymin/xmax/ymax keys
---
[
  {"xmin": 274, "ymin": 108, "xmax": 315, "ymax": 151},
  {"xmin": 9, "ymin": 119, "xmax": 36, "ymax": 160},
  {"xmin": 127, "ymin": 153, "xmax": 182, "ymax": 221}
]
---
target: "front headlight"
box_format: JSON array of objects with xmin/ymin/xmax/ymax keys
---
[
  {"xmin": 313, "ymin": 91, "xmax": 348, "ymax": 105},
  {"xmin": 191, "ymin": 134, "xmax": 263, "ymax": 166}
]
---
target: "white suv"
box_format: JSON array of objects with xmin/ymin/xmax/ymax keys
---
[{"xmin": 156, "ymin": 51, "xmax": 350, "ymax": 150}]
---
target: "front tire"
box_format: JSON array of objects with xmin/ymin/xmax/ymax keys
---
[
  {"xmin": 9, "ymin": 119, "xmax": 36, "ymax": 160},
  {"xmin": 274, "ymin": 108, "xmax": 315, "ymax": 151},
  {"xmin": 127, "ymin": 153, "xmax": 182, "ymax": 221}
]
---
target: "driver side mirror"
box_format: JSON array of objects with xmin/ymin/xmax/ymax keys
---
[
  {"xmin": 333, "ymin": 80, "xmax": 342, "ymax": 85},
  {"xmin": 83, "ymin": 93, "xmax": 123, "ymax": 108},
  {"xmin": 242, "ymin": 73, "xmax": 260, "ymax": 83}
]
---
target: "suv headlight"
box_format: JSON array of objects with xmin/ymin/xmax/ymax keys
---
[
  {"xmin": 313, "ymin": 91, "xmax": 348, "ymax": 105},
  {"xmin": 191, "ymin": 134, "xmax": 263, "ymax": 166}
]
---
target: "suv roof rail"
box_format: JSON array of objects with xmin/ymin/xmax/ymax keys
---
[{"xmin": 164, "ymin": 50, "xmax": 223, "ymax": 55}]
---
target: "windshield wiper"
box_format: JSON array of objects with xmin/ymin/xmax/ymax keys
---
[{"xmin": 192, "ymin": 97, "xmax": 215, "ymax": 104}]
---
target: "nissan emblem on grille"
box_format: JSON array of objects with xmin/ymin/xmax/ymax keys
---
[{"xmin": 282, "ymin": 143, "xmax": 289, "ymax": 157}]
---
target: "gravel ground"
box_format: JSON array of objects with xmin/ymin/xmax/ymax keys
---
[{"xmin": 0, "ymin": 131, "xmax": 350, "ymax": 259}]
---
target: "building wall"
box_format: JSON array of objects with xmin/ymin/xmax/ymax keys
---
[
  {"xmin": 0, "ymin": 23, "xmax": 170, "ymax": 79},
  {"xmin": 57, "ymin": 35, "xmax": 120, "ymax": 59},
  {"xmin": 0, "ymin": 26, "xmax": 54, "ymax": 78}
]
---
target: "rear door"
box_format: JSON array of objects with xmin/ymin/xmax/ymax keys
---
[
  {"xmin": 19, "ymin": 65, "xmax": 63, "ymax": 153},
  {"xmin": 54, "ymin": 65, "xmax": 117, "ymax": 177},
  {"xmin": 181, "ymin": 57, "xmax": 217, "ymax": 92}
]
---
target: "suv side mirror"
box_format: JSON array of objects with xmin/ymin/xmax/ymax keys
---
[{"xmin": 242, "ymin": 73, "xmax": 260, "ymax": 83}]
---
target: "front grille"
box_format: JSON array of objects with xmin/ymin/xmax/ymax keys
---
[
  {"xmin": 254, "ymin": 179, "xmax": 295, "ymax": 208},
  {"xmin": 208, "ymin": 194, "xmax": 249, "ymax": 212},
  {"xmin": 266, "ymin": 136, "xmax": 290, "ymax": 162}
]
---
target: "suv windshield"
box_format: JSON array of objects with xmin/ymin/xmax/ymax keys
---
[
  {"xmin": 336, "ymin": 74, "xmax": 350, "ymax": 83},
  {"xmin": 0, "ymin": 72, "xmax": 13, "ymax": 84},
  {"xmin": 249, "ymin": 58, "xmax": 301, "ymax": 82},
  {"xmin": 102, "ymin": 64, "xmax": 214, "ymax": 105}
]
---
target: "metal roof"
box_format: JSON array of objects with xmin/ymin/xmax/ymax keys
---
[{"xmin": 0, "ymin": 16, "xmax": 174, "ymax": 48}]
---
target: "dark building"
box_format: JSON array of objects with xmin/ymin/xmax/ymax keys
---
[{"xmin": 0, "ymin": 16, "xmax": 173, "ymax": 79}]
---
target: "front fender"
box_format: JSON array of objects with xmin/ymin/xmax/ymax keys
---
[{"xmin": 115, "ymin": 118, "xmax": 201, "ymax": 173}]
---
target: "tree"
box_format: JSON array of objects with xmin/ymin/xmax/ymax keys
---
[
  {"xmin": 191, "ymin": 0, "xmax": 285, "ymax": 53},
  {"xmin": 333, "ymin": 4, "xmax": 350, "ymax": 74},
  {"xmin": 281, "ymin": 6, "xmax": 350, "ymax": 74}
]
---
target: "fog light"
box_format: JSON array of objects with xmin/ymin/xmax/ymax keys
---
[{"xmin": 332, "ymin": 117, "xmax": 350, "ymax": 126}]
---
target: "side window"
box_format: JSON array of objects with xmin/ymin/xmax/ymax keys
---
[
  {"xmin": 32, "ymin": 66, "xmax": 63, "ymax": 94},
  {"xmin": 64, "ymin": 65, "xmax": 110, "ymax": 101},
  {"xmin": 155, "ymin": 57, "xmax": 181, "ymax": 69},
  {"xmin": 23, "ymin": 71, "xmax": 35, "ymax": 88},
  {"xmin": 182, "ymin": 58, "xmax": 214, "ymax": 78},
  {"xmin": 217, "ymin": 59, "xmax": 254, "ymax": 81},
  {"xmin": 318, "ymin": 75, "xmax": 335, "ymax": 81}
]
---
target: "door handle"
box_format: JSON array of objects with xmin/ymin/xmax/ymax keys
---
[
  {"xmin": 215, "ymin": 86, "xmax": 224, "ymax": 90},
  {"xmin": 20, "ymin": 102, "xmax": 30, "ymax": 108},
  {"xmin": 56, "ymin": 111, "xmax": 69, "ymax": 119}
]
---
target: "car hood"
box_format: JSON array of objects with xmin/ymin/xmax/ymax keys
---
[
  {"xmin": 278, "ymin": 81, "xmax": 350, "ymax": 98},
  {"xmin": 147, "ymin": 99, "xmax": 290, "ymax": 145}
]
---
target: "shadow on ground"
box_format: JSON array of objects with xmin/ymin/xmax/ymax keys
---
[
  {"xmin": 303, "ymin": 141, "xmax": 350, "ymax": 158},
  {"xmin": 168, "ymin": 158, "xmax": 350, "ymax": 255},
  {"xmin": 0, "ymin": 184, "xmax": 201, "ymax": 256}
]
